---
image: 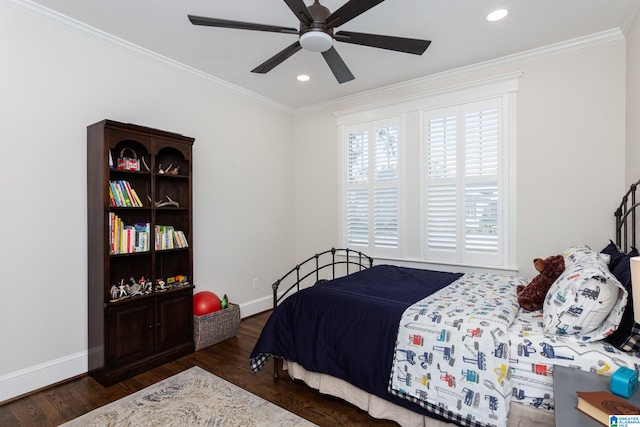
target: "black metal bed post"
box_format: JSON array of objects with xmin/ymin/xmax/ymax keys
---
[
  {"xmin": 272, "ymin": 279, "xmax": 280, "ymax": 379},
  {"xmin": 616, "ymin": 207, "xmax": 623, "ymax": 249},
  {"xmin": 315, "ymin": 253, "xmax": 320, "ymax": 283},
  {"xmin": 331, "ymin": 247, "xmax": 336, "ymax": 279},
  {"xmin": 632, "ymin": 182, "xmax": 637, "ymax": 250},
  {"xmin": 624, "ymin": 195, "xmax": 629, "ymax": 252}
]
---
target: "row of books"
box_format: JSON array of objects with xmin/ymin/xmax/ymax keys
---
[
  {"xmin": 109, "ymin": 214, "xmax": 150, "ymax": 254},
  {"xmin": 155, "ymin": 225, "xmax": 189, "ymax": 250},
  {"xmin": 109, "ymin": 216, "xmax": 189, "ymax": 254},
  {"xmin": 109, "ymin": 180, "xmax": 144, "ymax": 207}
]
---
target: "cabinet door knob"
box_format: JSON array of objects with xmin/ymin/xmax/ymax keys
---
[
  {"xmin": 148, "ymin": 324, "xmax": 153, "ymax": 329},
  {"xmin": 157, "ymin": 322, "xmax": 161, "ymax": 327}
]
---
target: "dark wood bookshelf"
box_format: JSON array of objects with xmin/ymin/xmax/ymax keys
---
[{"xmin": 87, "ymin": 119, "xmax": 195, "ymax": 386}]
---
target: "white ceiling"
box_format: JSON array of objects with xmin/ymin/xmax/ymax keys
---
[{"xmin": 26, "ymin": 0, "xmax": 640, "ymax": 109}]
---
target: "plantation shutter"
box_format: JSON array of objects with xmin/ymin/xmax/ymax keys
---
[
  {"xmin": 347, "ymin": 130, "xmax": 369, "ymax": 246},
  {"xmin": 344, "ymin": 120, "xmax": 400, "ymax": 256},
  {"xmin": 426, "ymin": 112, "xmax": 458, "ymax": 253},
  {"xmin": 424, "ymin": 98, "xmax": 502, "ymax": 265},
  {"xmin": 463, "ymin": 106, "xmax": 499, "ymax": 257}
]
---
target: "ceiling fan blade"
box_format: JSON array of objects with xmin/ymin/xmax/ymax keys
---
[
  {"xmin": 251, "ymin": 41, "xmax": 302, "ymax": 74},
  {"xmin": 188, "ymin": 15, "xmax": 298, "ymax": 34},
  {"xmin": 321, "ymin": 46, "xmax": 355, "ymax": 84},
  {"xmin": 283, "ymin": 0, "xmax": 314, "ymax": 25},
  {"xmin": 335, "ymin": 31, "xmax": 431, "ymax": 55},
  {"xmin": 326, "ymin": 0, "xmax": 385, "ymax": 28}
]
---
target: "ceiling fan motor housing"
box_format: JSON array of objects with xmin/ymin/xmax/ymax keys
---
[{"xmin": 299, "ymin": 1, "xmax": 333, "ymax": 52}]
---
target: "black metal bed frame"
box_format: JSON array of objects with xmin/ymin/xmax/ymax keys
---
[
  {"xmin": 615, "ymin": 179, "xmax": 640, "ymax": 251},
  {"xmin": 271, "ymin": 247, "xmax": 374, "ymax": 308},
  {"xmin": 269, "ymin": 247, "xmax": 373, "ymax": 378}
]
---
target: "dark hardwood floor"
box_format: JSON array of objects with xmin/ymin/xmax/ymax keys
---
[{"xmin": 0, "ymin": 310, "xmax": 398, "ymax": 426}]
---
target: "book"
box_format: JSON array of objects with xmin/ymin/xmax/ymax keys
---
[
  {"xmin": 121, "ymin": 180, "xmax": 136, "ymax": 207},
  {"xmin": 109, "ymin": 181, "xmax": 121, "ymax": 207},
  {"xmin": 130, "ymin": 187, "xmax": 143, "ymax": 207},
  {"xmin": 576, "ymin": 390, "xmax": 640, "ymax": 425},
  {"xmin": 118, "ymin": 180, "xmax": 133, "ymax": 207}
]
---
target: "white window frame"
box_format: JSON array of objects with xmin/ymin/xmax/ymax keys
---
[{"xmin": 336, "ymin": 72, "xmax": 519, "ymax": 271}]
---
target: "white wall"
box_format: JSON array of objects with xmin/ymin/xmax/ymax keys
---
[
  {"xmin": 0, "ymin": 2, "xmax": 295, "ymax": 401},
  {"xmin": 293, "ymin": 37, "xmax": 627, "ymax": 280},
  {"xmin": 627, "ymin": 11, "xmax": 640, "ymax": 185}
]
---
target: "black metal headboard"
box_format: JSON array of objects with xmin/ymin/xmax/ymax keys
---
[{"xmin": 615, "ymin": 179, "xmax": 640, "ymax": 252}]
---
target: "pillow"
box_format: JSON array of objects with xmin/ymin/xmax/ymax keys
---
[
  {"xmin": 542, "ymin": 245, "xmax": 627, "ymax": 341},
  {"xmin": 563, "ymin": 244, "xmax": 603, "ymax": 266},
  {"xmin": 600, "ymin": 240, "xmax": 627, "ymax": 271},
  {"xmin": 604, "ymin": 246, "xmax": 640, "ymax": 351}
]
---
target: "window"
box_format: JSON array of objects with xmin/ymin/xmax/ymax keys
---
[
  {"xmin": 343, "ymin": 118, "xmax": 401, "ymax": 257},
  {"xmin": 423, "ymin": 98, "xmax": 507, "ymax": 266},
  {"xmin": 338, "ymin": 73, "xmax": 518, "ymax": 269}
]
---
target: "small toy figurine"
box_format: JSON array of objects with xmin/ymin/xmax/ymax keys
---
[
  {"xmin": 118, "ymin": 279, "xmax": 128, "ymax": 298},
  {"xmin": 156, "ymin": 279, "xmax": 166, "ymax": 290},
  {"xmin": 110, "ymin": 285, "xmax": 119, "ymax": 300}
]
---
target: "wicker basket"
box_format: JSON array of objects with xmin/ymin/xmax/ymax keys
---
[{"xmin": 193, "ymin": 303, "xmax": 240, "ymax": 351}]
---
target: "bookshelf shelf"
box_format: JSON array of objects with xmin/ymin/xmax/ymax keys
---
[{"xmin": 87, "ymin": 119, "xmax": 195, "ymax": 386}]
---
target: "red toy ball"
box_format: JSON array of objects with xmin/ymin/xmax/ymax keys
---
[{"xmin": 193, "ymin": 291, "xmax": 222, "ymax": 316}]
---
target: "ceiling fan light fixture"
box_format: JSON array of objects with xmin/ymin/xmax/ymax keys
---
[
  {"xmin": 300, "ymin": 31, "xmax": 333, "ymax": 52},
  {"xmin": 486, "ymin": 8, "xmax": 509, "ymax": 22},
  {"xmin": 297, "ymin": 74, "xmax": 310, "ymax": 82}
]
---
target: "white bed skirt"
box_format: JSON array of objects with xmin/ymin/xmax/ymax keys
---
[{"xmin": 283, "ymin": 361, "xmax": 554, "ymax": 427}]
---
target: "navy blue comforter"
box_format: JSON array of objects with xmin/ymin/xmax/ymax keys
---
[{"xmin": 249, "ymin": 264, "xmax": 462, "ymax": 415}]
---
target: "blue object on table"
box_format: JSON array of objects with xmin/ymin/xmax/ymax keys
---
[{"xmin": 610, "ymin": 366, "xmax": 639, "ymax": 398}]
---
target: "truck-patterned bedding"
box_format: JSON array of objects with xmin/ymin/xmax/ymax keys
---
[
  {"xmin": 389, "ymin": 273, "xmax": 526, "ymax": 427},
  {"xmin": 507, "ymin": 309, "xmax": 640, "ymax": 413}
]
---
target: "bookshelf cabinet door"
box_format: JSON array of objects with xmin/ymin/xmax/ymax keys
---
[
  {"xmin": 155, "ymin": 290, "xmax": 194, "ymax": 352},
  {"xmin": 106, "ymin": 300, "xmax": 154, "ymax": 369}
]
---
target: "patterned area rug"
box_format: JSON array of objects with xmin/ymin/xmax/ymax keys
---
[{"xmin": 62, "ymin": 366, "xmax": 317, "ymax": 426}]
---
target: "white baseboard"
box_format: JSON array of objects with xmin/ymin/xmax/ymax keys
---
[
  {"xmin": 0, "ymin": 298, "xmax": 272, "ymax": 404},
  {"xmin": 238, "ymin": 295, "xmax": 272, "ymax": 318},
  {"xmin": 0, "ymin": 351, "xmax": 88, "ymax": 404}
]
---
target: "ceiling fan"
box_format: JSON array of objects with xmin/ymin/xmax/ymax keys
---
[{"xmin": 188, "ymin": 0, "xmax": 431, "ymax": 84}]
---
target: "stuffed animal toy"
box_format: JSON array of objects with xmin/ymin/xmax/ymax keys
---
[{"xmin": 516, "ymin": 255, "xmax": 565, "ymax": 311}]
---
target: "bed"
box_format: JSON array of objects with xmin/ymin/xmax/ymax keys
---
[{"xmin": 250, "ymin": 183, "xmax": 640, "ymax": 427}]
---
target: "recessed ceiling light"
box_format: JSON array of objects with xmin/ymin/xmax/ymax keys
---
[
  {"xmin": 297, "ymin": 74, "xmax": 310, "ymax": 82},
  {"xmin": 486, "ymin": 9, "xmax": 508, "ymax": 22}
]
